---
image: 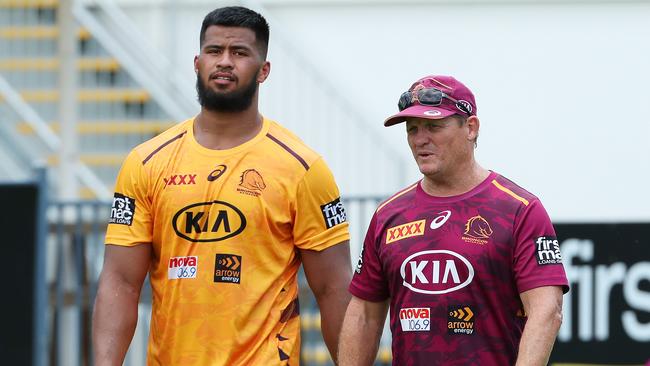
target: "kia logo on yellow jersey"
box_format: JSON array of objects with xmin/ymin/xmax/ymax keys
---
[{"xmin": 172, "ymin": 201, "xmax": 247, "ymax": 242}]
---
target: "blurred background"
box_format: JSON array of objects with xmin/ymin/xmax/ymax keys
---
[{"xmin": 0, "ymin": 0, "xmax": 648, "ymax": 365}]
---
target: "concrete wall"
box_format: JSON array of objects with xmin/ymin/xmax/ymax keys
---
[{"xmin": 115, "ymin": 0, "xmax": 650, "ymax": 222}]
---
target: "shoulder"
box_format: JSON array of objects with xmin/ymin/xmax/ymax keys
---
[
  {"xmin": 488, "ymin": 172, "xmax": 540, "ymax": 208},
  {"xmin": 131, "ymin": 119, "xmax": 192, "ymax": 166},
  {"xmin": 264, "ymin": 119, "xmax": 322, "ymax": 171},
  {"xmin": 376, "ymin": 181, "xmax": 419, "ymax": 215}
]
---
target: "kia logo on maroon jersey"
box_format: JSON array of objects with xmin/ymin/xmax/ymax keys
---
[{"xmin": 400, "ymin": 250, "xmax": 474, "ymax": 294}]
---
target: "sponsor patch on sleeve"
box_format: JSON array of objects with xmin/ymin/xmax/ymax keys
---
[
  {"xmin": 168, "ymin": 256, "xmax": 197, "ymax": 279},
  {"xmin": 354, "ymin": 245, "xmax": 365, "ymax": 274},
  {"xmin": 109, "ymin": 192, "xmax": 136, "ymax": 226},
  {"xmin": 534, "ymin": 236, "xmax": 563, "ymax": 265},
  {"xmin": 320, "ymin": 197, "xmax": 347, "ymax": 229},
  {"xmin": 399, "ymin": 307, "xmax": 431, "ymax": 332}
]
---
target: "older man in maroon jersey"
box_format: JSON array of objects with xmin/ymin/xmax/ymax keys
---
[{"xmin": 339, "ymin": 75, "xmax": 569, "ymax": 366}]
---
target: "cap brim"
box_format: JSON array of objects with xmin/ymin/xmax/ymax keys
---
[{"xmin": 383, "ymin": 105, "xmax": 456, "ymax": 127}]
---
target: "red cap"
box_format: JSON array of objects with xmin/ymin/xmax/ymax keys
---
[{"xmin": 384, "ymin": 75, "xmax": 477, "ymax": 127}]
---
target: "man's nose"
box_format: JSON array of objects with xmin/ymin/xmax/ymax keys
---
[
  {"xmin": 412, "ymin": 129, "xmax": 430, "ymax": 146},
  {"xmin": 217, "ymin": 52, "xmax": 234, "ymax": 68}
]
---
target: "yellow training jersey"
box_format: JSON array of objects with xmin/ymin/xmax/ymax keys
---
[{"xmin": 105, "ymin": 117, "xmax": 350, "ymax": 366}]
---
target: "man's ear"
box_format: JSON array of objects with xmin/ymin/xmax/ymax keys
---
[
  {"xmin": 257, "ymin": 61, "xmax": 271, "ymax": 83},
  {"xmin": 466, "ymin": 116, "xmax": 480, "ymax": 142}
]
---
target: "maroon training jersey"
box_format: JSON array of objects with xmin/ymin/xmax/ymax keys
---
[{"xmin": 350, "ymin": 171, "xmax": 569, "ymax": 366}]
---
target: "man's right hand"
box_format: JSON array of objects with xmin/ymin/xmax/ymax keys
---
[{"xmin": 338, "ymin": 296, "xmax": 389, "ymax": 366}]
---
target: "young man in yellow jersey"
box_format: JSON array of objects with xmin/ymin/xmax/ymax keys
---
[{"xmin": 92, "ymin": 6, "xmax": 352, "ymax": 365}]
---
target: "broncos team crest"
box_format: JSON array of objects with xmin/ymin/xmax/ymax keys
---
[
  {"xmin": 237, "ymin": 169, "xmax": 266, "ymax": 197},
  {"xmin": 462, "ymin": 215, "xmax": 493, "ymax": 245}
]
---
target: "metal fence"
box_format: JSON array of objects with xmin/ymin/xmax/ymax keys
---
[{"xmin": 42, "ymin": 196, "xmax": 390, "ymax": 366}]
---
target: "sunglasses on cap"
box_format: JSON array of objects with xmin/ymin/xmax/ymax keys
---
[{"xmin": 398, "ymin": 87, "xmax": 473, "ymax": 116}]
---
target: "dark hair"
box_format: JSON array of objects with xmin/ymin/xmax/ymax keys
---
[{"xmin": 199, "ymin": 6, "xmax": 270, "ymax": 58}]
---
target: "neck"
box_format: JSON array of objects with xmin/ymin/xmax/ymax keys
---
[
  {"xmin": 420, "ymin": 160, "xmax": 490, "ymax": 197},
  {"xmin": 193, "ymin": 101, "xmax": 263, "ymax": 150}
]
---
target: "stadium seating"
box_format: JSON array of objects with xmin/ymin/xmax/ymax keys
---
[{"xmin": 0, "ymin": 0, "xmax": 174, "ymax": 197}]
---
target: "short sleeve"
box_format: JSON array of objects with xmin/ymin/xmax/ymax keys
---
[
  {"xmin": 105, "ymin": 149, "xmax": 153, "ymax": 246},
  {"xmin": 512, "ymin": 199, "xmax": 569, "ymax": 294},
  {"xmin": 292, "ymin": 158, "xmax": 350, "ymax": 251},
  {"xmin": 349, "ymin": 212, "xmax": 390, "ymax": 302}
]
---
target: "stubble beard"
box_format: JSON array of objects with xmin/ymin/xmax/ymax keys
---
[{"xmin": 196, "ymin": 72, "xmax": 258, "ymax": 113}]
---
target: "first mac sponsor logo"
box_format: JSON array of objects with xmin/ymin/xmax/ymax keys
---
[
  {"xmin": 535, "ymin": 236, "xmax": 562, "ymax": 265},
  {"xmin": 321, "ymin": 197, "xmax": 347, "ymax": 229},
  {"xmin": 109, "ymin": 192, "xmax": 135, "ymax": 226}
]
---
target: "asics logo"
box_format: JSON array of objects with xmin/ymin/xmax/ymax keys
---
[
  {"xmin": 430, "ymin": 210, "xmax": 451, "ymax": 229},
  {"xmin": 207, "ymin": 165, "xmax": 227, "ymax": 182}
]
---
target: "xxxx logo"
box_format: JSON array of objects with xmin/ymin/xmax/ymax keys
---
[
  {"xmin": 164, "ymin": 174, "xmax": 197, "ymax": 187},
  {"xmin": 449, "ymin": 306, "xmax": 474, "ymax": 321},
  {"xmin": 386, "ymin": 219, "xmax": 425, "ymax": 244}
]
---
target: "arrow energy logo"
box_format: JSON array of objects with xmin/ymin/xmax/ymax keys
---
[
  {"xmin": 214, "ymin": 254, "xmax": 242, "ymax": 284},
  {"xmin": 448, "ymin": 305, "xmax": 475, "ymax": 335}
]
